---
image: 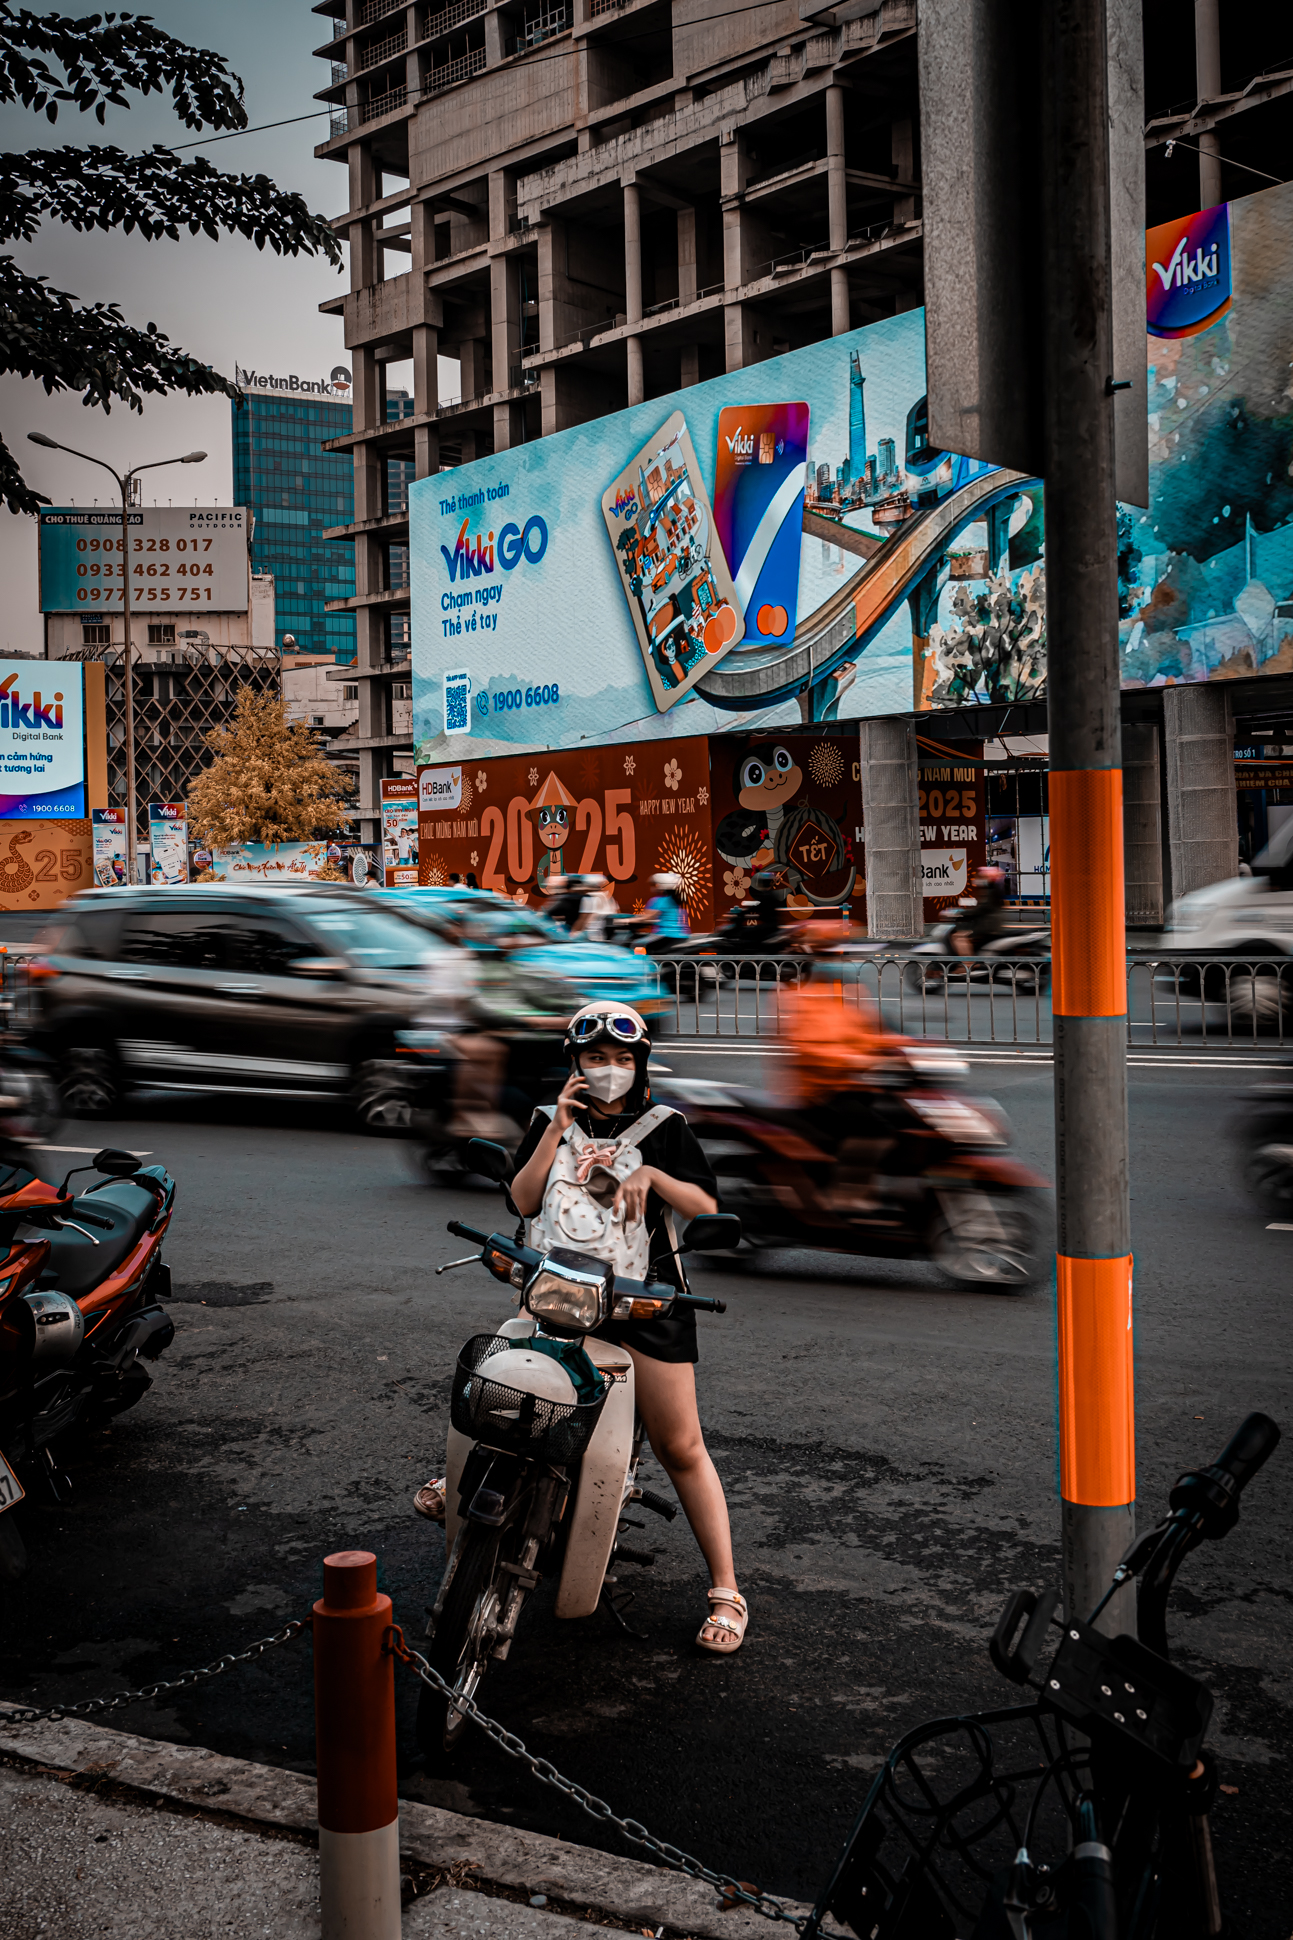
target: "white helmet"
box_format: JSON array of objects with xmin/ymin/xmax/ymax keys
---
[{"xmin": 473, "ymin": 1346, "xmax": 576, "ymax": 1406}]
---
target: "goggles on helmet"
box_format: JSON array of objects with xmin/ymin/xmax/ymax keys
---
[{"xmin": 568, "ymin": 1008, "xmax": 649, "ymax": 1049}]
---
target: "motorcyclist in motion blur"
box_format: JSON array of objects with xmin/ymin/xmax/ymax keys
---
[
  {"xmin": 948, "ymin": 864, "xmax": 1011, "ymax": 958},
  {"xmin": 642, "ymin": 871, "xmax": 690, "ymax": 954},
  {"xmin": 444, "ymin": 913, "xmax": 572, "ymax": 1147},
  {"xmin": 778, "ymin": 926, "xmax": 905, "ymax": 1213}
]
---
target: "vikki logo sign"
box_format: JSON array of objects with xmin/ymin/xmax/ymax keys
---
[
  {"xmin": 0, "ymin": 672, "xmax": 65, "ymax": 732},
  {"xmin": 1146, "ymin": 203, "xmax": 1232, "ymax": 339},
  {"xmin": 439, "ymin": 514, "xmax": 549, "ymax": 584}
]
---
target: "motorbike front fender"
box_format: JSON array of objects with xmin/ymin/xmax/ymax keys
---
[{"xmin": 555, "ymin": 1340, "xmax": 636, "ymax": 1620}]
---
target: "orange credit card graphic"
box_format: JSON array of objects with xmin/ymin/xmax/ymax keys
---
[{"xmin": 601, "ymin": 412, "xmax": 744, "ymax": 713}]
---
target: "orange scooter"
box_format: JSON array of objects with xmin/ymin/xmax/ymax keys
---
[{"xmin": 0, "ymin": 1144, "xmax": 176, "ymax": 1583}]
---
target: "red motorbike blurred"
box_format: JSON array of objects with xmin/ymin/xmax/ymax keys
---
[
  {"xmin": 656, "ymin": 1043, "xmax": 1047, "ymax": 1290},
  {"xmin": 0, "ymin": 1140, "xmax": 176, "ymax": 1584}
]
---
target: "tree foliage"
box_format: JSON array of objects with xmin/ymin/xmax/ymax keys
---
[
  {"xmin": 0, "ymin": 5, "xmax": 343, "ymax": 516},
  {"xmin": 188, "ymin": 687, "xmax": 354, "ymax": 849}
]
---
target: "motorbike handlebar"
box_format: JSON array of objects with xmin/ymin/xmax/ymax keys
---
[
  {"xmin": 447, "ymin": 1220, "xmax": 490, "ymax": 1246},
  {"xmin": 671, "ymin": 1291, "xmax": 727, "ymax": 1314}
]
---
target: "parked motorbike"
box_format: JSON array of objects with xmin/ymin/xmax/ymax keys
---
[
  {"xmin": 0, "ymin": 1144, "xmax": 176, "ymax": 1584},
  {"xmin": 904, "ymin": 906, "xmax": 1051, "ymax": 994},
  {"xmin": 1233, "ymin": 1071, "xmax": 1293, "ymax": 1215},
  {"xmin": 417, "ymin": 1138, "xmax": 737, "ymax": 1768},
  {"xmin": 656, "ymin": 1044, "xmax": 1046, "ymax": 1289}
]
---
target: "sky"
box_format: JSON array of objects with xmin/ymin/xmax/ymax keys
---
[{"xmin": 0, "ymin": 1, "xmax": 450, "ymax": 654}]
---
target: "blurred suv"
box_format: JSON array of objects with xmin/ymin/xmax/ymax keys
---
[{"xmin": 29, "ymin": 885, "xmax": 454, "ymax": 1119}]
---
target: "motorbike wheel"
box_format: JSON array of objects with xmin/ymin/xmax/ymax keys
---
[
  {"xmin": 929, "ymin": 1188, "xmax": 1042, "ymax": 1291},
  {"xmin": 1243, "ymin": 1142, "xmax": 1293, "ymax": 1217},
  {"xmin": 1227, "ymin": 969, "xmax": 1289, "ymax": 1033},
  {"xmin": 904, "ymin": 961, "xmax": 945, "ymax": 992},
  {"xmin": 58, "ymin": 1046, "xmax": 121, "ymax": 1118},
  {"xmin": 417, "ymin": 1525, "xmax": 512, "ymax": 1767},
  {"xmin": 0, "ymin": 1511, "xmax": 27, "ymax": 1584},
  {"xmin": 351, "ymin": 1058, "xmax": 413, "ymax": 1134}
]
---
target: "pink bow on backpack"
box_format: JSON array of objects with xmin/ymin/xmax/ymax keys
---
[{"xmin": 574, "ymin": 1142, "xmax": 621, "ymax": 1183}]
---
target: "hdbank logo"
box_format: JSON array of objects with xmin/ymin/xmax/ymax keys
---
[
  {"xmin": 419, "ymin": 765, "xmax": 463, "ymax": 810},
  {"xmin": 440, "ymin": 514, "xmax": 549, "ymax": 583},
  {"xmin": 1146, "ymin": 203, "xmax": 1231, "ymax": 339}
]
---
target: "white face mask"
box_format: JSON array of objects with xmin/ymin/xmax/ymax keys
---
[{"xmin": 581, "ymin": 1061, "xmax": 635, "ymax": 1104}]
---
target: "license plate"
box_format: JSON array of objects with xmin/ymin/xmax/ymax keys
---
[{"xmin": 0, "ymin": 1451, "xmax": 24, "ymax": 1514}]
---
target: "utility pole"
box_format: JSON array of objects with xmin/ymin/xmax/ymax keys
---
[
  {"xmin": 917, "ymin": 0, "xmax": 1144, "ymax": 1631},
  {"xmin": 1039, "ymin": 0, "xmax": 1135, "ymax": 1629},
  {"xmin": 27, "ymin": 436, "xmax": 206, "ymax": 883}
]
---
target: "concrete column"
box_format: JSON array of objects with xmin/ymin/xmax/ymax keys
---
[
  {"xmin": 1194, "ymin": 0, "xmax": 1222, "ymax": 207},
  {"xmin": 1122, "ymin": 722, "xmax": 1164, "ymax": 928},
  {"xmin": 891, "ymin": 116, "xmax": 915, "ymax": 224},
  {"xmin": 624, "ymin": 181, "xmax": 644, "ymax": 406},
  {"xmin": 412, "ymin": 324, "xmax": 439, "ymax": 479},
  {"xmin": 826, "ymin": 85, "xmax": 850, "ymax": 336},
  {"xmin": 860, "ymin": 716, "xmax": 924, "ymax": 938},
  {"xmin": 348, "ymin": 146, "xmax": 378, "ymax": 291},
  {"xmin": 720, "ymin": 129, "xmax": 750, "ymax": 373},
  {"xmin": 457, "ymin": 340, "xmax": 487, "ymax": 403},
  {"xmin": 1162, "ymin": 683, "xmax": 1236, "ymax": 903},
  {"xmin": 677, "ymin": 207, "xmax": 697, "ymax": 304}
]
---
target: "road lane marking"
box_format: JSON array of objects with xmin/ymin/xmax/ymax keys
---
[
  {"xmin": 1267, "ymin": 1223, "xmax": 1293, "ymax": 1231},
  {"xmin": 35, "ymin": 1144, "xmax": 153, "ymax": 1155}
]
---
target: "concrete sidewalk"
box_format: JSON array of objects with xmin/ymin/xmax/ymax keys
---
[{"xmin": 0, "ymin": 1708, "xmax": 809, "ymax": 1940}]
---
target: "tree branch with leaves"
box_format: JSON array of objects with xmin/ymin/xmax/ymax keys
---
[{"xmin": 0, "ymin": 4, "xmax": 342, "ymax": 516}]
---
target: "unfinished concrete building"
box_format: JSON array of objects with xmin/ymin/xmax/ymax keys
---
[{"xmin": 312, "ymin": 0, "xmax": 923, "ymax": 840}]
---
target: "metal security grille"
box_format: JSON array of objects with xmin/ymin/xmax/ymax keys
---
[{"xmin": 65, "ymin": 643, "xmax": 280, "ymax": 841}]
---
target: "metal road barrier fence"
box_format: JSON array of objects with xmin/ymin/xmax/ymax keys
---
[{"xmin": 648, "ymin": 953, "xmax": 1293, "ymax": 1050}]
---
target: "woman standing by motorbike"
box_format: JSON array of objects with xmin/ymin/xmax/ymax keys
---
[{"xmin": 508, "ymin": 1001, "xmax": 748, "ymax": 1654}]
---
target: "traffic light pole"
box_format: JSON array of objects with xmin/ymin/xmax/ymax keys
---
[{"xmin": 1040, "ymin": 0, "xmax": 1135, "ymax": 1630}]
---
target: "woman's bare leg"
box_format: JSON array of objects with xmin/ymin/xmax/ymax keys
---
[{"xmin": 625, "ymin": 1350, "xmax": 741, "ymax": 1646}]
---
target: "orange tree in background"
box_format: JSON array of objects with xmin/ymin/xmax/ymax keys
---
[{"xmin": 188, "ymin": 687, "xmax": 353, "ymax": 849}]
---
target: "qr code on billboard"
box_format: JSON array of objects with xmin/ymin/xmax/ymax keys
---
[{"xmin": 445, "ymin": 674, "xmax": 468, "ymax": 732}]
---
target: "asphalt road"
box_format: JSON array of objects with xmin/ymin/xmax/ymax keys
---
[{"xmin": 0, "ymin": 1051, "xmax": 1289, "ymax": 1936}]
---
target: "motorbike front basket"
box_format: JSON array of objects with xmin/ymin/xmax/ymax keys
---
[{"xmin": 450, "ymin": 1334, "xmax": 609, "ymax": 1466}]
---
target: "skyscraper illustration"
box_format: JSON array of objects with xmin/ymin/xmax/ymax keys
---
[{"xmin": 849, "ymin": 352, "xmax": 866, "ymax": 485}]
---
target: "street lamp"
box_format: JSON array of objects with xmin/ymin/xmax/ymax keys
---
[{"xmin": 28, "ymin": 433, "xmax": 206, "ymax": 885}]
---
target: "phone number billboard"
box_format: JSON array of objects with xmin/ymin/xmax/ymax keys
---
[{"xmin": 38, "ymin": 507, "xmax": 249, "ymax": 614}]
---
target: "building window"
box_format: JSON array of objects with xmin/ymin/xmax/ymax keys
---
[
  {"xmin": 343, "ymin": 685, "xmax": 359, "ymax": 700},
  {"xmin": 82, "ymin": 622, "xmax": 111, "ymax": 646},
  {"xmin": 392, "ymin": 683, "xmax": 411, "ymax": 699},
  {"xmin": 148, "ymin": 623, "xmax": 175, "ymax": 645}
]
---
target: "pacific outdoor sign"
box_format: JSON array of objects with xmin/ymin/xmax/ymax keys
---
[{"xmin": 38, "ymin": 507, "xmax": 250, "ymax": 614}]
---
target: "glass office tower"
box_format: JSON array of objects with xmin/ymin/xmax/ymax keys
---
[{"xmin": 231, "ymin": 392, "xmax": 415, "ymax": 664}]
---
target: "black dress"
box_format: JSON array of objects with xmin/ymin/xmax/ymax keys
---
[{"xmin": 511, "ymin": 1101, "xmax": 718, "ymax": 1365}]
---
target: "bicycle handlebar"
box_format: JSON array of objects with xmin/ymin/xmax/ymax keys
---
[{"xmin": 1211, "ymin": 1411, "xmax": 1281, "ymax": 1492}]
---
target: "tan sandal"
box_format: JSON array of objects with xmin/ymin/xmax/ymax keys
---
[
  {"xmin": 696, "ymin": 1588, "xmax": 748, "ymax": 1655},
  {"xmin": 413, "ymin": 1477, "xmax": 447, "ymax": 1523}
]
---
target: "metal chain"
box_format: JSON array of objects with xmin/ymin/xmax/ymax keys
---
[
  {"xmin": 388, "ymin": 1627, "xmax": 828, "ymax": 1934},
  {"xmin": 0, "ymin": 1620, "xmax": 308, "ymax": 1725}
]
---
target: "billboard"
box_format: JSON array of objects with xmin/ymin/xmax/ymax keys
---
[
  {"xmin": 417, "ymin": 738, "xmax": 715, "ymax": 929},
  {"xmin": 0, "ymin": 821, "xmax": 93, "ymax": 909},
  {"xmin": 1118, "ymin": 176, "xmax": 1293, "ymax": 688},
  {"xmin": 148, "ymin": 803, "xmax": 188, "ymax": 886},
  {"xmin": 0, "ymin": 660, "xmax": 84, "ymax": 817},
  {"xmin": 412, "ymin": 318, "xmax": 1025, "ymax": 758},
  {"xmin": 38, "ymin": 507, "xmax": 249, "ymax": 613},
  {"xmin": 92, "ymin": 807, "xmax": 126, "ymax": 886},
  {"xmin": 381, "ymin": 777, "xmax": 419, "ymax": 885}
]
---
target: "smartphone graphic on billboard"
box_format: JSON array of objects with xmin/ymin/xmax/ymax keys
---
[
  {"xmin": 713, "ymin": 402, "xmax": 810, "ymax": 646},
  {"xmin": 601, "ymin": 411, "xmax": 743, "ymax": 714}
]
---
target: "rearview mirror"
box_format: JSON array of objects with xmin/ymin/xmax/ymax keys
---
[
  {"xmin": 290, "ymin": 957, "xmax": 350, "ymax": 979},
  {"xmin": 94, "ymin": 1148, "xmax": 141, "ymax": 1176},
  {"xmin": 465, "ymin": 1138, "xmax": 512, "ymax": 1184},
  {"xmin": 681, "ymin": 1213, "xmax": 742, "ymax": 1253}
]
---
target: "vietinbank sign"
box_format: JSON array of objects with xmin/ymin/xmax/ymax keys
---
[{"xmin": 0, "ymin": 660, "xmax": 85, "ymax": 818}]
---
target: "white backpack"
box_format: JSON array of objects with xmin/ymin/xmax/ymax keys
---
[{"xmin": 527, "ymin": 1104, "xmax": 678, "ymax": 1280}]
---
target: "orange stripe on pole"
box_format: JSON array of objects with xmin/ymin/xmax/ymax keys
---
[
  {"xmin": 1049, "ymin": 768, "xmax": 1126, "ymax": 1016},
  {"xmin": 1056, "ymin": 1254, "xmax": 1135, "ymax": 1506}
]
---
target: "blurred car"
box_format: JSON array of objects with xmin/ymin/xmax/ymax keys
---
[
  {"xmin": 375, "ymin": 886, "xmax": 666, "ymax": 1016},
  {"xmin": 28, "ymin": 884, "xmax": 458, "ymax": 1121},
  {"xmin": 1160, "ymin": 818, "xmax": 1293, "ymax": 1025}
]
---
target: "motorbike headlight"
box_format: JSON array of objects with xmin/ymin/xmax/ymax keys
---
[
  {"xmin": 909, "ymin": 1093, "xmax": 1008, "ymax": 1145},
  {"xmin": 525, "ymin": 1249, "xmax": 610, "ymax": 1330}
]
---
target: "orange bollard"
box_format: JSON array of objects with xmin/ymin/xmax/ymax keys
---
[{"xmin": 313, "ymin": 1550, "xmax": 401, "ymax": 1940}]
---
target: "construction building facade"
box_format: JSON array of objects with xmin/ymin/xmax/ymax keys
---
[{"xmin": 312, "ymin": 0, "xmax": 923, "ymax": 841}]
